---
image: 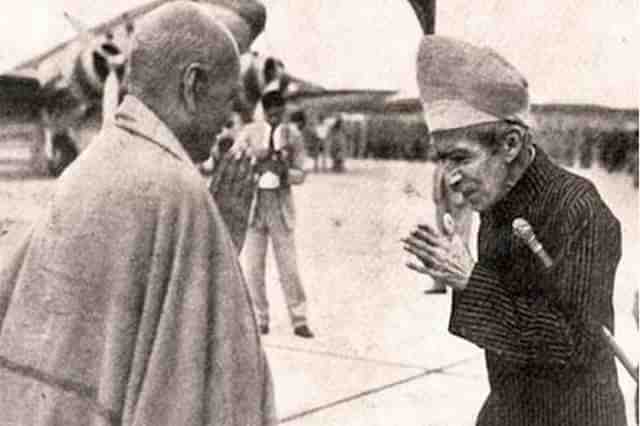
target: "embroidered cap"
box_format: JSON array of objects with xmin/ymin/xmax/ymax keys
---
[{"xmin": 416, "ymin": 35, "xmax": 535, "ymax": 132}]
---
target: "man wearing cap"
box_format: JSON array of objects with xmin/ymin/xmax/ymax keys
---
[
  {"xmin": 0, "ymin": 2, "xmax": 277, "ymax": 425},
  {"xmin": 237, "ymin": 89, "xmax": 314, "ymax": 338},
  {"xmin": 403, "ymin": 35, "xmax": 627, "ymax": 425}
]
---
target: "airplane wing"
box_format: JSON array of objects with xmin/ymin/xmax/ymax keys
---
[
  {"xmin": 0, "ymin": 0, "xmax": 267, "ymax": 175},
  {"xmin": 0, "ymin": 0, "xmax": 430, "ymax": 174},
  {"xmin": 10, "ymin": 0, "xmax": 266, "ymax": 72},
  {"xmin": 0, "ymin": 0, "xmax": 174, "ymax": 130},
  {"xmin": 235, "ymin": 52, "xmax": 420, "ymax": 118},
  {"xmin": 256, "ymin": 0, "xmax": 435, "ymax": 118},
  {"xmin": 1, "ymin": 0, "xmax": 266, "ymax": 127},
  {"xmin": 285, "ymin": 89, "xmax": 401, "ymax": 115},
  {"xmin": 3, "ymin": 0, "xmax": 428, "ymax": 125},
  {"xmin": 11, "ymin": 0, "xmax": 172, "ymax": 73}
]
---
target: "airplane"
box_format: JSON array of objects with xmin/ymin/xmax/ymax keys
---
[
  {"xmin": 0, "ymin": 0, "xmax": 279, "ymax": 175},
  {"xmin": 2, "ymin": 0, "xmax": 634, "ymax": 173},
  {"xmin": 276, "ymin": 0, "xmax": 434, "ymax": 117},
  {"xmin": 0, "ymin": 0, "xmax": 437, "ymax": 175}
]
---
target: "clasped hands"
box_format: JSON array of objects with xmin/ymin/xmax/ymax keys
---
[
  {"xmin": 209, "ymin": 149, "xmax": 255, "ymax": 252},
  {"xmin": 402, "ymin": 213, "xmax": 475, "ymax": 291}
]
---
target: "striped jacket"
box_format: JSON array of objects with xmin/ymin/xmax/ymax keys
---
[{"xmin": 450, "ymin": 146, "xmax": 627, "ymax": 425}]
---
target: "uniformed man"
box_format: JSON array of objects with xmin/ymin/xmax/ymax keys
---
[{"xmin": 403, "ymin": 35, "xmax": 627, "ymax": 425}]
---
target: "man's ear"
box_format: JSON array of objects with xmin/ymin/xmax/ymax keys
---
[
  {"xmin": 182, "ymin": 63, "xmax": 205, "ymax": 114},
  {"xmin": 501, "ymin": 127, "xmax": 525, "ymax": 163}
]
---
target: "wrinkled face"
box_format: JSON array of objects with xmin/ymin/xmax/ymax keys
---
[
  {"xmin": 433, "ymin": 133, "xmax": 510, "ymax": 212},
  {"xmin": 264, "ymin": 104, "xmax": 285, "ymax": 127}
]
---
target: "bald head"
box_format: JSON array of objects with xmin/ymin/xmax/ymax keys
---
[
  {"xmin": 128, "ymin": 1, "xmax": 239, "ymax": 99},
  {"xmin": 126, "ymin": 1, "xmax": 241, "ymax": 161}
]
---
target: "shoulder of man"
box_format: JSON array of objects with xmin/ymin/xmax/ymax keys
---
[
  {"xmin": 544, "ymin": 169, "xmax": 616, "ymax": 235},
  {"xmin": 108, "ymin": 124, "xmax": 211, "ymax": 208}
]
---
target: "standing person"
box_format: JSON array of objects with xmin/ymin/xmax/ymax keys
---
[
  {"xmin": 238, "ymin": 90, "xmax": 314, "ymax": 338},
  {"xmin": 316, "ymin": 114, "xmax": 331, "ymax": 172},
  {"xmin": 0, "ymin": 3, "xmax": 276, "ymax": 426},
  {"xmin": 291, "ymin": 109, "xmax": 322, "ymax": 172},
  {"xmin": 403, "ymin": 35, "xmax": 627, "ymax": 425},
  {"xmin": 328, "ymin": 116, "xmax": 347, "ymax": 172}
]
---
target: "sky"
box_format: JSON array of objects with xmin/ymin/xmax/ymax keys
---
[{"xmin": 0, "ymin": 0, "xmax": 637, "ymax": 107}]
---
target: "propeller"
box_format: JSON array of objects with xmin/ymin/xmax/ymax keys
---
[{"xmin": 64, "ymin": 11, "xmax": 125, "ymax": 122}]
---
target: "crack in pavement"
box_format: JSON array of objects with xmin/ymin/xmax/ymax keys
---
[
  {"xmin": 275, "ymin": 353, "xmax": 481, "ymax": 423},
  {"xmin": 264, "ymin": 343, "xmax": 438, "ymax": 371}
]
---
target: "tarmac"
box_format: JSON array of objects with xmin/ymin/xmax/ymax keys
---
[
  {"xmin": 0, "ymin": 158, "xmax": 637, "ymax": 425},
  {"xmin": 254, "ymin": 160, "xmax": 639, "ymax": 425}
]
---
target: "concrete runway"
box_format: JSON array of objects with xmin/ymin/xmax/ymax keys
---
[
  {"xmin": 250, "ymin": 160, "xmax": 639, "ymax": 425},
  {"xmin": 0, "ymin": 159, "xmax": 637, "ymax": 425}
]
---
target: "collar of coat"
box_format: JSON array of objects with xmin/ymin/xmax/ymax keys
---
[
  {"xmin": 114, "ymin": 95, "xmax": 194, "ymax": 165},
  {"xmin": 485, "ymin": 144, "xmax": 560, "ymax": 223}
]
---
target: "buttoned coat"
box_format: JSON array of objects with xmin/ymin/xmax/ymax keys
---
[{"xmin": 450, "ymin": 146, "xmax": 627, "ymax": 425}]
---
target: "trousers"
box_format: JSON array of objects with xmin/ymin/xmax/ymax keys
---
[{"xmin": 242, "ymin": 190, "xmax": 308, "ymax": 328}]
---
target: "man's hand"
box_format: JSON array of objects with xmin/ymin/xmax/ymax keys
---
[
  {"xmin": 402, "ymin": 214, "xmax": 475, "ymax": 291},
  {"xmin": 209, "ymin": 151, "xmax": 255, "ymax": 252}
]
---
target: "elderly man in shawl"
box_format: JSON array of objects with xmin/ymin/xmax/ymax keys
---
[
  {"xmin": 403, "ymin": 36, "xmax": 627, "ymax": 425},
  {"xmin": 0, "ymin": 2, "xmax": 277, "ymax": 425}
]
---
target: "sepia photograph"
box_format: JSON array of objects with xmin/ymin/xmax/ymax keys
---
[{"xmin": 0, "ymin": 1, "xmax": 637, "ymax": 425}]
